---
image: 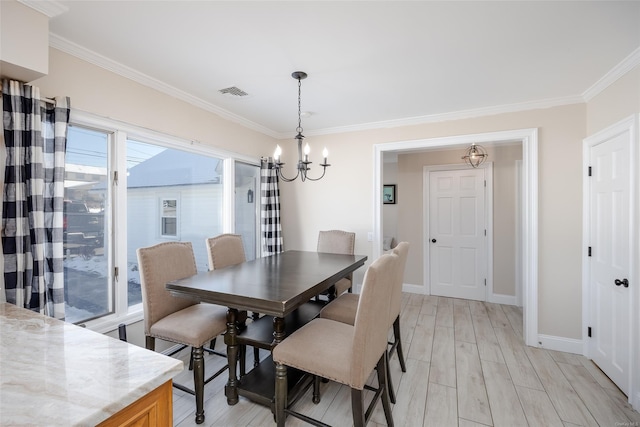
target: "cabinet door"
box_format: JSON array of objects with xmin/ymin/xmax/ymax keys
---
[{"xmin": 97, "ymin": 380, "xmax": 173, "ymax": 427}]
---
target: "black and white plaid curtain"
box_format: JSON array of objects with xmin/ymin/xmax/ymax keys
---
[
  {"xmin": 2, "ymin": 79, "xmax": 70, "ymax": 319},
  {"xmin": 260, "ymin": 158, "xmax": 283, "ymax": 255}
]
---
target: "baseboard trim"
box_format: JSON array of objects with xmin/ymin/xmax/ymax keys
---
[
  {"xmin": 402, "ymin": 283, "xmax": 425, "ymax": 294},
  {"xmin": 537, "ymin": 334, "xmax": 583, "ymax": 354},
  {"xmin": 489, "ymin": 293, "xmax": 517, "ymax": 306}
]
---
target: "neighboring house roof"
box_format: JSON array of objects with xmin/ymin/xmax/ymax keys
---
[{"xmin": 92, "ymin": 149, "xmax": 222, "ymax": 190}]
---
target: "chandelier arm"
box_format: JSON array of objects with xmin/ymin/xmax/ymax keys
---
[
  {"xmin": 276, "ymin": 167, "xmax": 301, "ymax": 182},
  {"xmin": 299, "ymin": 166, "xmax": 328, "ymax": 182}
]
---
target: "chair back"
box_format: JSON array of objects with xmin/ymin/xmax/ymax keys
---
[
  {"xmin": 317, "ymin": 230, "xmax": 355, "ymax": 255},
  {"xmin": 206, "ymin": 233, "xmax": 246, "ymax": 270},
  {"xmin": 350, "ymin": 252, "xmax": 399, "ymax": 389},
  {"xmin": 137, "ymin": 241, "xmax": 198, "ymax": 335},
  {"xmin": 389, "ymin": 242, "xmax": 410, "ymax": 324}
]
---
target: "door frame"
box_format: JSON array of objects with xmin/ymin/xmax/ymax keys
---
[
  {"xmin": 373, "ymin": 128, "xmax": 539, "ymax": 347},
  {"xmin": 423, "ymin": 163, "xmax": 494, "ymax": 301},
  {"xmin": 582, "ymin": 114, "xmax": 639, "ymax": 407}
]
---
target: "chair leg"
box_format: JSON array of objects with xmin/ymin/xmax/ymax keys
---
[
  {"xmin": 253, "ymin": 347, "xmax": 260, "ymax": 367},
  {"xmin": 377, "ymin": 355, "xmax": 394, "ymax": 427},
  {"xmin": 312, "ymin": 375, "xmax": 321, "ymax": 404},
  {"xmin": 385, "ymin": 349, "xmax": 396, "ymax": 404},
  {"xmin": 192, "ymin": 347, "xmax": 205, "ymax": 424},
  {"xmin": 351, "ymin": 388, "xmax": 365, "ymax": 427},
  {"xmin": 275, "ymin": 362, "xmax": 288, "ymax": 427},
  {"xmin": 145, "ymin": 335, "xmax": 155, "ymax": 351},
  {"xmin": 393, "ymin": 316, "xmax": 407, "ymax": 372},
  {"xmin": 210, "ymin": 337, "xmax": 217, "ymax": 350}
]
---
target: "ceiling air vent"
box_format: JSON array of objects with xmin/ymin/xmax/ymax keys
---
[{"xmin": 218, "ymin": 86, "xmax": 249, "ymax": 97}]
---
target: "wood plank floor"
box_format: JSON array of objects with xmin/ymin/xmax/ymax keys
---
[{"xmin": 171, "ymin": 295, "xmax": 640, "ymax": 426}]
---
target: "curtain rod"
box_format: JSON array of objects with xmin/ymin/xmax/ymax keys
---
[{"xmin": 0, "ymin": 90, "xmax": 56, "ymax": 105}]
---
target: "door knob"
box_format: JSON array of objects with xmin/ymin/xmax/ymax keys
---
[
  {"xmin": 614, "ymin": 278, "xmax": 629, "ymax": 288},
  {"xmin": 431, "ymin": 239, "xmax": 436, "ymax": 243}
]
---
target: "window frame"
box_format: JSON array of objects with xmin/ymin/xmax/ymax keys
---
[{"xmin": 69, "ymin": 110, "xmax": 260, "ymax": 333}]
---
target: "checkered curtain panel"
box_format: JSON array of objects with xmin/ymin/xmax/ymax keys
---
[
  {"xmin": 260, "ymin": 158, "xmax": 283, "ymax": 255},
  {"xmin": 2, "ymin": 80, "xmax": 70, "ymax": 319}
]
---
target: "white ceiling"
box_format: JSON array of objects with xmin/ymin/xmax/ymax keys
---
[{"xmin": 44, "ymin": 1, "xmax": 640, "ymax": 138}]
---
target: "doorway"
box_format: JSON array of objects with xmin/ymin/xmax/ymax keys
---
[{"xmin": 373, "ymin": 128, "xmax": 539, "ymax": 347}]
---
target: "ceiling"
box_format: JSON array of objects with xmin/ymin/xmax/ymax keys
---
[{"xmin": 44, "ymin": 1, "xmax": 640, "ymax": 138}]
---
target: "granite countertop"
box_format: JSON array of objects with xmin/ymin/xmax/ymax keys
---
[{"xmin": 0, "ymin": 302, "xmax": 183, "ymax": 426}]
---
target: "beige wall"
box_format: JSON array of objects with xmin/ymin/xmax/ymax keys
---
[
  {"xmin": 392, "ymin": 144, "xmax": 522, "ymax": 297},
  {"xmin": 587, "ymin": 66, "xmax": 640, "ymax": 135},
  {"xmin": 33, "ymin": 49, "xmax": 275, "ymax": 157},
  {"xmin": 288, "ymin": 104, "xmax": 586, "ymax": 339},
  {"xmin": 7, "ymin": 45, "xmax": 638, "ymax": 344}
]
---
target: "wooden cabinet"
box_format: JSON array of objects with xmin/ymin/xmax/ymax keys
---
[{"xmin": 97, "ymin": 380, "xmax": 173, "ymax": 427}]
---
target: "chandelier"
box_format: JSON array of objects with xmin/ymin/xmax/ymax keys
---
[
  {"xmin": 272, "ymin": 71, "xmax": 330, "ymax": 182},
  {"xmin": 461, "ymin": 143, "xmax": 488, "ymax": 168}
]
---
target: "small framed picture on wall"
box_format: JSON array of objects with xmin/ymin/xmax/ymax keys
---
[{"xmin": 383, "ymin": 184, "xmax": 396, "ymax": 204}]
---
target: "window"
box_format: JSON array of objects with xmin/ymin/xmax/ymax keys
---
[
  {"xmin": 160, "ymin": 199, "xmax": 178, "ymax": 237},
  {"xmin": 65, "ymin": 111, "xmax": 259, "ymax": 331},
  {"xmin": 63, "ymin": 126, "xmax": 110, "ymax": 324}
]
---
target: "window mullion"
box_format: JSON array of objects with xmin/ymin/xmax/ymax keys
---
[{"xmin": 114, "ymin": 130, "xmax": 129, "ymax": 316}]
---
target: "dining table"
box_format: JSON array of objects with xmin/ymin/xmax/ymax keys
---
[{"xmin": 166, "ymin": 249, "xmax": 368, "ymax": 408}]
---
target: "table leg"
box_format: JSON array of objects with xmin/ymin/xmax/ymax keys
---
[
  {"xmin": 273, "ymin": 316, "xmax": 287, "ymax": 426},
  {"xmin": 224, "ymin": 308, "xmax": 239, "ymax": 405}
]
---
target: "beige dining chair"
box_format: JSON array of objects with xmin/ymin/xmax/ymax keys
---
[
  {"xmin": 273, "ymin": 252, "xmax": 399, "ymax": 427},
  {"xmin": 137, "ymin": 241, "xmax": 228, "ymax": 425},
  {"xmin": 319, "ymin": 241, "xmax": 410, "ymax": 403},
  {"xmin": 205, "ymin": 233, "xmax": 260, "ymax": 370},
  {"xmin": 317, "ymin": 229, "xmax": 356, "ymax": 299}
]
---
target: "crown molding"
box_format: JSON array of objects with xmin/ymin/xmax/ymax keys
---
[
  {"xmin": 49, "ymin": 31, "xmax": 636, "ymax": 140},
  {"xmin": 49, "ymin": 33, "xmax": 280, "ymax": 139},
  {"xmin": 18, "ymin": 0, "xmax": 68, "ymax": 18},
  {"xmin": 583, "ymin": 47, "xmax": 640, "ymax": 102},
  {"xmin": 303, "ymin": 95, "xmax": 584, "ymax": 138}
]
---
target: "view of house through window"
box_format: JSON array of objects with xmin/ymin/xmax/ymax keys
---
[
  {"xmin": 63, "ymin": 117, "xmax": 249, "ymax": 326},
  {"xmin": 125, "ymin": 139, "xmax": 225, "ymax": 307},
  {"xmin": 63, "ymin": 126, "xmax": 110, "ymax": 323}
]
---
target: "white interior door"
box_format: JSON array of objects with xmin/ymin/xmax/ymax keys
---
[
  {"xmin": 587, "ymin": 129, "xmax": 632, "ymax": 396},
  {"xmin": 429, "ymin": 168, "xmax": 486, "ymax": 301}
]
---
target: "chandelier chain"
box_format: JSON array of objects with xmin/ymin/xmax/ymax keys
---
[{"xmin": 297, "ymin": 77, "xmax": 303, "ymax": 134}]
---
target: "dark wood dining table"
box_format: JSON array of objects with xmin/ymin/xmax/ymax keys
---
[{"xmin": 166, "ymin": 250, "xmax": 368, "ymax": 408}]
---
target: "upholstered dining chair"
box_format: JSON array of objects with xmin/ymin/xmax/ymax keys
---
[
  {"xmin": 317, "ymin": 229, "xmax": 356, "ymax": 298},
  {"xmin": 137, "ymin": 241, "xmax": 228, "ymax": 425},
  {"xmin": 273, "ymin": 252, "xmax": 399, "ymax": 427},
  {"xmin": 205, "ymin": 233, "xmax": 260, "ymax": 370},
  {"xmin": 319, "ymin": 241, "xmax": 410, "ymax": 403}
]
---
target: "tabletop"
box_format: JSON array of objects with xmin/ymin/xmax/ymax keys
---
[{"xmin": 167, "ymin": 250, "xmax": 367, "ymax": 317}]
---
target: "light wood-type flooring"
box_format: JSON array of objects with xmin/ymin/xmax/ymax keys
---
[{"xmin": 171, "ymin": 294, "xmax": 640, "ymax": 426}]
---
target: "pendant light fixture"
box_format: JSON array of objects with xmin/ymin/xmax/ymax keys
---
[
  {"xmin": 462, "ymin": 143, "xmax": 488, "ymax": 168},
  {"xmin": 272, "ymin": 71, "xmax": 330, "ymax": 182}
]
